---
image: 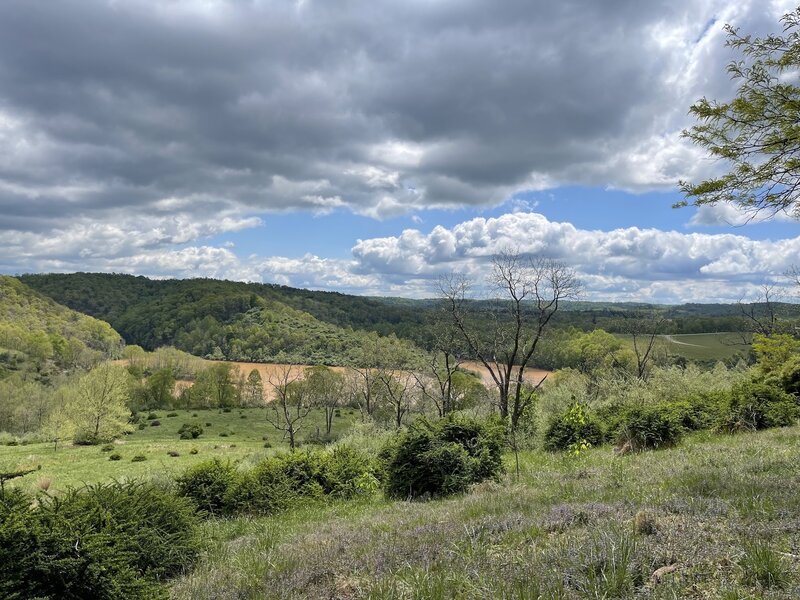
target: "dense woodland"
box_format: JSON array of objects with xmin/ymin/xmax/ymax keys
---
[{"xmin": 18, "ymin": 272, "xmax": 798, "ymax": 367}]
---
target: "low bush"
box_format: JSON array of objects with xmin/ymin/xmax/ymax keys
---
[
  {"xmin": 325, "ymin": 444, "xmax": 381, "ymax": 498},
  {"xmin": 0, "ymin": 481, "xmax": 201, "ymax": 599},
  {"xmin": 778, "ymin": 355, "xmax": 800, "ymax": 397},
  {"xmin": 543, "ymin": 402, "xmax": 604, "ymax": 452},
  {"xmin": 176, "ymin": 459, "xmax": 237, "ymax": 515},
  {"xmin": 109, "ymin": 453, "xmax": 122, "ymax": 461},
  {"xmin": 150, "ymin": 420, "xmax": 161, "ymax": 427},
  {"xmin": 224, "ymin": 459, "xmax": 298, "ymax": 515},
  {"xmin": 101, "ymin": 443, "xmax": 115, "ymax": 452},
  {"xmin": 131, "ymin": 455, "xmax": 146, "ymax": 462},
  {"xmin": 381, "ymin": 415, "xmax": 505, "ymax": 500},
  {"xmin": 613, "ymin": 404, "xmax": 684, "ymax": 452},
  {"xmin": 717, "ymin": 380, "xmax": 799, "ymax": 433},
  {"xmin": 177, "ymin": 423, "xmax": 203, "ymax": 439},
  {"xmin": 147, "ymin": 413, "xmax": 159, "ymax": 420},
  {"xmin": 666, "ymin": 391, "xmax": 728, "ymax": 431},
  {"xmin": 166, "ymin": 412, "xmax": 178, "ymax": 418}
]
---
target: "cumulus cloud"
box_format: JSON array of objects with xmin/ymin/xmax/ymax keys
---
[{"xmin": 348, "ymin": 211, "xmax": 800, "ymax": 302}]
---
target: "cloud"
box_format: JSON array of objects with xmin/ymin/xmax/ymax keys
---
[
  {"xmin": 348, "ymin": 211, "xmax": 800, "ymax": 301},
  {"xmin": 0, "ymin": 0, "xmax": 792, "ymax": 245}
]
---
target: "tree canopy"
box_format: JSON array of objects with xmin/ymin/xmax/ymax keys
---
[{"xmin": 679, "ymin": 9, "xmax": 800, "ymax": 218}]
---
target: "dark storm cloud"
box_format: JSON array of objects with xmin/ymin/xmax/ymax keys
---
[{"xmin": 0, "ymin": 0, "xmax": 790, "ymax": 278}]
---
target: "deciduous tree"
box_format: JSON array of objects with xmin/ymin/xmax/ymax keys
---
[{"xmin": 679, "ymin": 9, "xmax": 800, "ymax": 218}]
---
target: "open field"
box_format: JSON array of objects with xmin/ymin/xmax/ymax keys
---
[
  {"xmin": 173, "ymin": 425, "xmax": 800, "ymax": 599},
  {"xmin": 616, "ymin": 332, "xmax": 752, "ymax": 363},
  {"xmin": 0, "ymin": 407, "xmax": 359, "ymax": 494}
]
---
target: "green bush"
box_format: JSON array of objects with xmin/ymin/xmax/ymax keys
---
[
  {"xmin": 176, "ymin": 459, "xmax": 237, "ymax": 515},
  {"xmin": 166, "ymin": 412, "xmax": 178, "ymax": 417},
  {"xmin": 224, "ymin": 459, "xmax": 297, "ymax": 515},
  {"xmin": 381, "ymin": 415, "xmax": 505, "ymax": 500},
  {"xmin": 717, "ymin": 380, "xmax": 799, "ymax": 433},
  {"xmin": 101, "ymin": 443, "xmax": 115, "ymax": 452},
  {"xmin": 109, "ymin": 453, "xmax": 122, "ymax": 461},
  {"xmin": 177, "ymin": 423, "xmax": 203, "ymax": 439},
  {"xmin": 614, "ymin": 404, "xmax": 684, "ymax": 451},
  {"xmin": 131, "ymin": 455, "xmax": 146, "ymax": 462},
  {"xmin": 543, "ymin": 402, "xmax": 604, "ymax": 452},
  {"xmin": 325, "ymin": 444, "xmax": 380, "ymax": 498},
  {"xmin": 0, "ymin": 481, "xmax": 200, "ymax": 599},
  {"xmin": 667, "ymin": 391, "xmax": 728, "ymax": 431},
  {"xmin": 779, "ymin": 355, "xmax": 800, "ymax": 396}
]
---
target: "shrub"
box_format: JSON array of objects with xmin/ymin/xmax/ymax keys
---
[
  {"xmin": 101, "ymin": 443, "xmax": 115, "ymax": 452},
  {"xmin": 131, "ymin": 455, "xmax": 146, "ymax": 462},
  {"xmin": 263, "ymin": 441, "xmax": 272, "ymax": 448},
  {"xmin": 717, "ymin": 380, "xmax": 799, "ymax": 433},
  {"xmin": 219, "ymin": 432, "xmax": 228, "ymax": 437},
  {"xmin": 614, "ymin": 404, "xmax": 683, "ymax": 452},
  {"xmin": 167, "ymin": 451, "xmax": 180, "ymax": 457},
  {"xmin": 205, "ymin": 422, "xmax": 212, "ymax": 427},
  {"xmin": 177, "ymin": 423, "xmax": 203, "ymax": 439},
  {"xmin": 325, "ymin": 445, "xmax": 380, "ymax": 498},
  {"xmin": 189, "ymin": 448, "xmax": 199, "ymax": 455},
  {"xmin": 147, "ymin": 412, "xmax": 159, "ymax": 420},
  {"xmin": 543, "ymin": 402, "xmax": 604, "ymax": 452},
  {"xmin": 0, "ymin": 481, "xmax": 201, "ymax": 599},
  {"xmin": 150, "ymin": 420, "xmax": 161, "ymax": 427},
  {"xmin": 176, "ymin": 459, "xmax": 237, "ymax": 515},
  {"xmin": 779, "ymin": 355, "xmax": 800, "ymax": 396},
  {"xmin": 109, "ymin": 453, "xmax": 122, "ymax": 461},
  {"xmin": 381, "ymin": 415, "xmax": 505, "ymax": 500},
  {"xmin": 166, "ymin": 412, "xmax": 178, "ymax": 417},
  {"xmin": 667, "ymin": 391, "xmax": 728, "ymax": 431},
  {"xmin": 224, "ymin": 459, "xmax": 297, "ymax": 515},
  {"xmin": 137, "ymin": 422, "xmax": 147, "ymax": 430}
]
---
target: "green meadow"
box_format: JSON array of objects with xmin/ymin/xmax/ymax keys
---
[{"xmin": 0, "ymin": 408, "xmax": 359, "ymax": 494}]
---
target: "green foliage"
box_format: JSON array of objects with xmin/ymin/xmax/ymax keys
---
[
  {"xmin": 69, "ymin": 363, "xmax": 133, "ymax": 444},
  {"xmin": 752, "ymin": 333, "xmax": 800, "ymax": 374},
  {"xmin": 0, "ymin": 481, "xmax": 200, "ymax": 599},
  {"xmin": 718, "ymin": 379, "xmax": 799, "ymax": 433},
  {"xmin": 175, "ymin": 459, "xmax": 237, "ymax": 515},
  {"xmin": 177, "ymin": 423, "xmax": 204, "ymax": 439},
  {"xmin": 679, "ymin": 9, "xmax": 800, "ymax": 216},
  {"xmin": 613, "ymin": 404, "xmax": 684, "ymax": 451},
  {"xmin": 778, "ymin": 354, "xmax": 800, "ymax": 396},
  {"xmin": 543, "ymin": 401, "xmax": 604, "ymax": 453},
  {"xmin": 0, "ymin": 276, "xmax": 122, "ymax": 382},
  {"xmin": 325, "ymin": 444, "xmax": 381, "ymax": 498},
  {"xmin": 381, "ymin": 415, "xmax": 505, "ymax": 500}
]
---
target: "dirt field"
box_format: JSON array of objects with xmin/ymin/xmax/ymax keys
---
[{"xmin": 459, "ymin": 360, "xmax": 550, "ymax": 387}]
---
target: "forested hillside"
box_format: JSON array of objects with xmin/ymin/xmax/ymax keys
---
[
  {"xmin": 21, "ymin": 272, "xmax": 800, "ymax": 354},
  {"xmin": 19, "ymin": 273, "xmax": 420, "ymax": 365},
  {"xmin": 0, "ymin": 276, "xmax": 122, "ymax": 381}
]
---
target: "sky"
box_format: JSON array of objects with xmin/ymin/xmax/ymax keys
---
[{"xmin": 1, "ymin": 0, "xmax": 799, "ymax": 303}]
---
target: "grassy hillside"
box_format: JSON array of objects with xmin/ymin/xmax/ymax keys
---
[
  {"xmin": 168, "ymin": 426, "xmax": 800, "ymax": 598},
  {"xmin": 0, "ymin": 276, "xmax": 122, "ymax": 380}
]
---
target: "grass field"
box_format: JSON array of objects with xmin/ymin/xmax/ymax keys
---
[
  {"xmin": 618, "ymin": 332, "xmax": 752, "ymax": 363},
  {"xmin": 0, "ymin": 407, "xmax": 359, "ymax": 494},
  {"xmin": 173, "ymin": 425, "xmax": 800, "ymax": 599}
]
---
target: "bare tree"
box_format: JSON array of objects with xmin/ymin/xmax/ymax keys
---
[
  {"xmin": 266, "ymin": 366, "xmax": 310, "ymax": 451},
  {"xmin": 440, "ymin": 251, "xmax": 581, "ymax": 431},
  {"xmin": 737, "ymin": 284, "xmax": 783, "ymax": 338},
  {"xmin": 618, "ymin": 311, "xmax": 667, "ymax": 380}
]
